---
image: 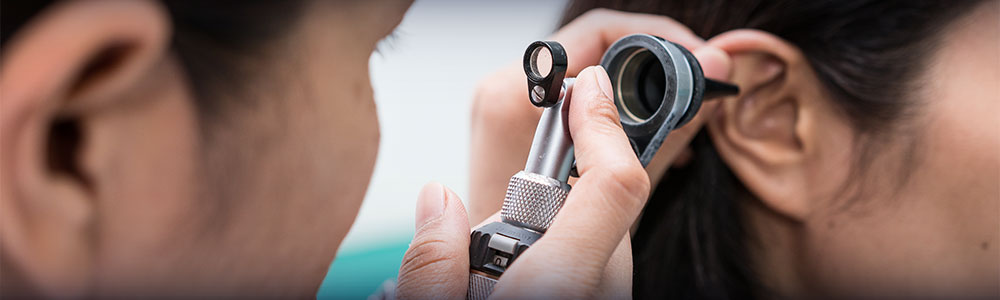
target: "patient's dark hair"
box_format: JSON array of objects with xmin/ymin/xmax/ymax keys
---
[
  {"xmin": 1, "ymin": 0, "xmax": 304, "ymax": 120},
  {"xmin": 562, "ymin": 1, "xmax": 984, "ymax": 299}
]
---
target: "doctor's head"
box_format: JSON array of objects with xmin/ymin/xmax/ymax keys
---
[{"xmin": 1, "ymin": 0, "xmax": 410, "ymax": 297}]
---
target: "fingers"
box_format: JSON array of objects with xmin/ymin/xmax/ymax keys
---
[
  {"xmin": 467, "ymin": 63, "xmax": 541, "ymax": 224},
  {"xmin": 593, "ymin": 233, "xmax": 633, "ymax": 300},
  {"xmin": 396, "ymin": 183, "xmax": 471, "ymax": 300},
  {"xmin": 553, "ymin": 65, "xmax": 650, "ymax": 258},
  {"xmin": 469, "ymin": 9, "xmax": 710, "ymax": 224},
  {"xmin": 552, "ymin": 8, "xmax": 706, "ymax": 76},
  {"xmin": 490, "ymin": 66, "xmax": 648, "ymax": 298},
  {"xmin": 696, "ymin": 45, "xmax": 733, "ymax": 81},
  {"xmin": 467, "ymin": 10, "xmax": 726, "ymax": 297}
]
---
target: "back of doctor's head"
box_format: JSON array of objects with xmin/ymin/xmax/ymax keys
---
[{"xmin": 2, "ymin": 0, "xmax": 408, "ymax": 297}]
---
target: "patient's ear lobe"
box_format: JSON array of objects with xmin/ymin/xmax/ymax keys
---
[
  {"xmin": 0, "ymin": 0, "xmax": 170, "ymax": 297},
  {"xmin": 703, "ymin": 29, "xmax": 849, "ymax": 221}
]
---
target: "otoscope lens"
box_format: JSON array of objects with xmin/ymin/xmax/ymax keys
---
[
  {"xmin": 529, "ymin": 46, "xmax": 553, "ymax": 78},
  {"xmin": 616, "ymin": 49, "xmax": 666, "ymax": 121},
  {"xmin": 637, "ymin": 55, "xmax": 666, "ymax": 118}
]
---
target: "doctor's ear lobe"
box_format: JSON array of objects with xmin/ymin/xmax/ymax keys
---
[
  {"xmin": 0, "ymin": 0, "xmax": 171, "ymax": 296},
  {"xmin": 702, "ymin": 29, "xmax": 843, "ymax": 221}
]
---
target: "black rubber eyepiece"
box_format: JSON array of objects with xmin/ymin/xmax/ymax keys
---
[{"xmin": 523, "ymin": 41, "xmax": 568, "ymax": 107}]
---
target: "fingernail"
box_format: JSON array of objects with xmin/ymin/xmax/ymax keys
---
[
  {"xmin": 594, "ymin": 66, "xmax": 614, "ymax": 101},
  {"xmin": 415, "ymin": 182, "xmax": 446, "ymax": 229}
]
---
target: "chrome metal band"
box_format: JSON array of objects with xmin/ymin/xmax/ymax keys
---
[
  {"xmin": 500, "ymin": 171, "xmax": 570, "ymax": 232},
  {"xmin": 468, "ymin": 272, "xmax": 499, "ymax": 300}
]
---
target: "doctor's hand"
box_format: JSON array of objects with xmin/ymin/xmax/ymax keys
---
[
  {"xmin": 468, "ymin": 8, "xmax": 733, "ymax": 224},
  {"xmin": 396, "ymin": 67, "xmax": 648, "ymax": 299}
]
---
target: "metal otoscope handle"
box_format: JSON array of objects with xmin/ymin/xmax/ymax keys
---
[
  {"xmin": 466, "ymin": 37, "xmax": 739, "ymax": 299},
  {"xmin": 467, "ymin": 41, "xmax": 573, "ymax": 300}
]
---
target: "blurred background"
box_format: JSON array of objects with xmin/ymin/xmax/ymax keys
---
[{"xmin": 317, "ymin": 1, "xmax": 568, "ymax": 298}]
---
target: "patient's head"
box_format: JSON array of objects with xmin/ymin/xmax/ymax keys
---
[
  {"xmin": 1, "ymin": 0, "xmax": 409, "ymax": 297},
  {"xmin": 566, "ymin": 0, "xmax": 998, "ymax": 298}
]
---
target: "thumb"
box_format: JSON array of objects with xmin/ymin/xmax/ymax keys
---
[
  {"xmin": 491, "ymin": 67, "xmax": 648, "ymax": 299},
  {"xmin": 396, "ymin": 182, "xmax": 470, "ymax": 300},
  {"xmin": 564, "ymin": 65, "xmax": 650, "ymax": 237}
]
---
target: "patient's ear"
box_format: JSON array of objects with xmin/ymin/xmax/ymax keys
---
[
  {"xmin": 0, "ymin": 0, "xmax": 169, "ymax": 296},
  {"xmin": 704, "ymin": 30, "xmax": 854, "ymax": 221}
]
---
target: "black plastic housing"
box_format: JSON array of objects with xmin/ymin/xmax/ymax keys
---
[{"xmin": 469, "ymin": 222, "xmax": 543, "ymax": 277}]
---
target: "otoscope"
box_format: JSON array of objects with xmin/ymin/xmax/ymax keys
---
[{"xmin": 466, "ymin": 34, "xmax": 739, "ymax": 299}]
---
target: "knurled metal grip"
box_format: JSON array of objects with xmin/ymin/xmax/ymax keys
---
[
  {"xmin": 500, "ymin": 171, "xmax": 570, "ymax": 232},
  {"xmin": 468, "ymin": 273, "xmax": 499, "ymax": 300},
  {"xmin": 467, "ymin": 40, "xmax": 575, "ymax": 300},
  {"xmin": 465, "ymin": 37, "xmax": 739, "ymax": 300}
]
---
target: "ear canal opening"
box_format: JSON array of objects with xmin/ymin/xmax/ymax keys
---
[{"xmin": 46, "ymin": 118, "xmax": 90, "ymax": 188}]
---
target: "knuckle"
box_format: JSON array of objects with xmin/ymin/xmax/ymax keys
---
[
  {"xmin": 572, "ymin": 8, "xmax": 613, "ymax": 27},
  {"xmin": 612, "ymin": 163, "xmax": 651, "ymax": 196},
  {"xmin": 659, "ymin": 14, "xmax": 685, "ymax": 28},
  {"xmin": 582, "ymin": 93, "xmax": 621, "ymax": 126},
  {"xmin": 470, "ymin": 79, "xmax": 537, "ymax": 133},
  {"xmin": 582, "ymin": 8, "xmax": 614, "ymax": 20},
  {"xmin": 598, "ymin": 163, "xmax": 651, "ymax": 212}
]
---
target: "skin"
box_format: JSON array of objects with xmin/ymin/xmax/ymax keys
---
[
  {"xmin": 470, "ymin": 4, "xmax": 999, "ymax": 299},
  {"xmin": 396, "ymin": 66, "xmax": 658, "ymax": 299},
  {"xmin": 2, "ymin": 1, "xmax": 670, "ymax": 299},
  {"xmin": 3, "ymin": 0, "xmax": 995, "ymax": 298},
  {"xmin": 1, "ymin": 0, "xmax": 408, "ymax": 297},
  {"xmin": 467, "ymin": 9, "xmax": 715, "ymax": 224},
  {"xmin": 730, "ymin": 4, "xmax": 999, "ymax": 297}
]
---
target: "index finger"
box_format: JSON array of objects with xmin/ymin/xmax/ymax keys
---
[
  {"xmin": 550, "ymin": 8, "xmax": 706, "ymax": 76},
  {"xmin": 488, "ymin": 66, "xmax": 646, "ymax": 298}
]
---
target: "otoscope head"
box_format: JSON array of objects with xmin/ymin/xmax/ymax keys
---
[
  {"xmin": 522, "ymin": 35, "xmax": 739, "ymax": 170},
  {"xmin": 600, "ymin": 34, "xmax": 738, "ymax": 166}
]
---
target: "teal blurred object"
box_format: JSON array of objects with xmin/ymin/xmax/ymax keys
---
[{"xmin": 318, "ymin": 240, "xmax": 411, "ymax": 300}]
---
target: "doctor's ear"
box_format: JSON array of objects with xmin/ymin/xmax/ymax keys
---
[
  {"xmin": 0, "ymin": 0, "xmax": 171, "ymax": 296},
  {"xmin": 703, "ymin": 30, "xmax": 856, "ymax": 221}
]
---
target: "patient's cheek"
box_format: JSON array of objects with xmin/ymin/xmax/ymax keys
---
[{"xmin": 799, "ymin": 22, "xmax": 1000, "ymax": 296}]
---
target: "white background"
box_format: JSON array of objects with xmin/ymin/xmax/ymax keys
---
[{"xmin": 340, "ymin": 0, "xmax": 570, "ymax": 252}]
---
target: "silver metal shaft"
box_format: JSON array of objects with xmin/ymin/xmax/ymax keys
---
[
  {"xmin": 469, "ymin": 79, "xmax": 577, "ymax": 299},
  {"xmin": 500, "ymin": 78, "xmax": 575, "ymax": 233},
  {"xmin": 523, "ymin": 78, "xmax": 576, "ymax": 182}
]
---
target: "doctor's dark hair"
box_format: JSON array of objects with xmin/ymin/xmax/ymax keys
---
[
  {"xmin": 563, "ymin": 0, "xmax": 985, "ymax": 299},
  {"xmin": 1, "ymin": 0, "xmax": 304, "ymax": 120}
]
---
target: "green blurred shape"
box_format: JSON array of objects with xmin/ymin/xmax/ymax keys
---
[{"xmin": 318, "ymin": 240, "xmax": 410, "ymax": 300}]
